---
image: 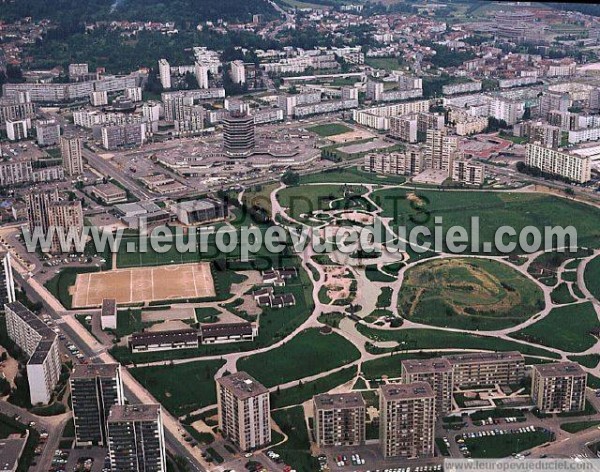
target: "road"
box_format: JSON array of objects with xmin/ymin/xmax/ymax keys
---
[{"xmin": 81, "ymin": 147, "xmax": 154, "ymax": 200}]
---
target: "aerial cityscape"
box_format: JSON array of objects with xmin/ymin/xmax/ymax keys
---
[{"xmin": 2, "ymin": 0, "xmax": 600, "ymax": 471}]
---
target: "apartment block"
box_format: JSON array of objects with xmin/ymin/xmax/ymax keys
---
[
  {"xmin": 107, "ymin": 404, "xmax": 167, "ymax": 472},
  {"xmin": 313, "ymin": 393, "xmax": 365, "ymax": 447},
  {"xmin": 452, "ymin": 159, "xmax": 485, "ymax": 185},
  {"xmin": 35, "ymin": 120, "xmax": 61, "ymax": 146},
  {"xmin": 47, "ymin": 200, "xmax": 84, "ymax": 253},
  {"xmin": 513, "ymin": 121, "xmax": 561, "ymax": 148},
  {"xmin": 70, "ymin": 364, "xmax": 124, "ymax": 446},
  {"xmin": 26, "ymin": 189, "xmax": 60, "ymax": 234},
  {"xmin": 390, "ymin": 115, "xmax": 417, "ymax": 143},
  {"xmin": 352, "ymin": 100, "xmax": 430, "ymax": 131},
  {"xmin": 4, "ymin": 302, "xmax": 61, "ymax": 405},
  {"xmin": 379, "ymin": 382, "xmax": 435, "ymax": 458},
  {"xmin": 401, "ymin": 358, "xmax": 453, "ymax": 416},
  {"xmin": 532, "ymin": 362, "xmax": 587, "ymax": 414},
  {"xmin": 0, "ymin": 252, "xmax": 16, "ymax": 306},
  {"xmin": 525, "ymin": 143, "xmax": 592, "ymax": 183},
  {"xmin": 424, "ymin": 129, "xmax": 459, "ymax": 173},
  {"xmin": 158, "ymin": 59, "xmax": 171, "ymax": 90},
  {"xmin": 6, "ymin": 119, "xmax": 29, "ymax": 141},
  {"xmin": 60, "ymin": 135, "xmax": 84, "ymax": 175},
  {"xmin": 445, "ymin": 351, "xmax": 525, "ymax": 388},
  {"xmin": 364, "ymin": 148, "xmax": 424, "ymax": 176},
  {"xmin": 100, "ymin": 123, "xmax": 146, "ymax": 150},
  {"xmin": 216, "ymin": 372, "xmax": 271, "ymax": 451},
  {"xmin": 231, "ymin": 60, "xmax": 246, "ymax": 85}
]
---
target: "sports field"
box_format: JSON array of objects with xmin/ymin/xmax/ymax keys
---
[{"xmin": 71, "ymin": 262, "xmax": 215, "ymax": 307}]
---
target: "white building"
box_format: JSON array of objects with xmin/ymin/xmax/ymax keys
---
[
  {"xmin": 526, "ymin": 143, "xmax": 592, "ymax": 183},
  {"xmin": 35, "ymin": 119, "xmax": 61, "ymax": 146},
  {"xmin": 217, "ymin": 372, "xmax": 271, "ymax": 452},
  {"xmin": 101, "ymin": 299, "xmax": 117, "ymax": 330},
  {"xmin": 230, "ymin": 60, "xmax": 246, "ymax": 85},
  {"xmin": 158, "ymin": 59, "xmax": 172, "ymax": 90},
  {"xmin": 5, "ymin": 302, "xmax": 61, "ymax": 405},
  {"xmin": 6, "ymin": 119, "xmax": 29, "ymax": 141},
  {"xmin": 194, "ymin": 62, "xmax": 209, "ymax": 89},
  {"xmin": 90, "ymin": 91, "xmax": 108, "ymax": 107},
  {"xmin": 124, "ymin": 87, "xmax": 143, "ymax": 102},
  {"xmin": 60, "ymin": 135, "xmax": 84, "ymax": 176}
]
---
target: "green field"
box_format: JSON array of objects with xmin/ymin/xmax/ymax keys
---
[
  {"xmin": 585, "ymin": 255, "xmax": 600, "ymax": 301},
  {"xmin": 299, "ymin": 167, "xmax": 406, "ymax": 185},
  {"xmin": 130, "ymin": 359, "xmax": 225, "ymax": 417},
  {"xmin": 357, "ymin": 325, "xmax": 560, "ymax": 359},
  {"xmin": 237, "ymin": 328, "xmax": 361, "ymax": 387},
  {"xmin": 365, "ymin": 57, "xmax": 404, "ymax": 71},
  {"xmin": 511, "ymin": 302, "xmax": 599, "ymax": 353},
  {"xmin": 398, "ymin": 258, "xmax": 544, "ymax": 330},
  {"xmin": 372, "ymin": 189, "xmax": 600, "ymax": 255},
  {"xmin": 463, "ymin": 430, "xmax": 553, "ymax": 458},
  {"xmin": 270, "ymin": 366, "xmax": 357, "ymax": 409},
  {"xmin": 307, "ymin": 123, "xmax": 352, "ymax": 137}
]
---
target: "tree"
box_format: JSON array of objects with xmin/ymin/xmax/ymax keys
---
[{"xmin": 281, "ymin": 170, "xmax": 300, "ymax": 186}]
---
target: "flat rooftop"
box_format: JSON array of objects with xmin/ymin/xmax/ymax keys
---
[
  {"xmin": 107, "ymin": 404, "xmax": 160, "ymax": 423},
  {"xmin": 0, "ymin": 434, "xmax": 27, "ymax": 472},
  {"xmin": 72, "ymin": 363, "xmax": 120, "ymax": 379},
  {"xmin": 314, "ymin": 392, "xmax": 365, "ymax": 410},
  {"xmin": 402, "ymin": 358, "xmax": 452, "ymax": 374},
  {"xmin": 445, "ymin": 351, "xmax": 524, "ymax": 365},
  {"xmin": 101, "ymin": 299, "xmax": 117, "ymax": 317},
  {"xmin": 380, "ymin": 381, "xmax": 434, "ymax": 401},
  {"xmin": 172, "ymin": 199, "xmax": 220, "ymax": 212},
  {"xmin": 217, "ymin": 371, "xmax": 268, "ymax": 399},
  {"xmin": 534, "ymin": 362, "xmax": 586, "ymax": 378}
]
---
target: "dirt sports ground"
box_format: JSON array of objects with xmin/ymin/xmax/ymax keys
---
[{"xmin": 71, "ymin": 262, "xmax": 215, "ymax": 308}]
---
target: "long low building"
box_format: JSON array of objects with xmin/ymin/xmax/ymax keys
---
[
  {"xmin": 199, "ymin": 322, "xmax": 257, "ymax": 344},
  {"xmin": 129, "ymin": 329, "xmax": 199, "ymax": 353},
  {"xmin": 525, "ymin": 142, "xmax": 592, "ymax": 183},
  {"xmin": 444, "ymin": 351, "xmax": 526, "ymax": 388}
]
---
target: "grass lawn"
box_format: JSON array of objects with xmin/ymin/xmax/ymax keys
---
[
  {"xmin": 568, "ymin": 354, "xmax": 600, "ymax": 369},
  {"xmin": 194, "ymin": 307, "xmax": 220, "ymax": 323},
  {"xmin": 307, "ymin": 123, "xmax": 352, "ymax": 137},
  {"xmin": 365, "ymin": 57, "xmax": 404, "ymax": 71},
  {"xmin": 585, "ymin": 255, "xmax": 600, "ymax": 301},
  {"xmin": 299, "ymin": 167, "xmax": 406, "ymax": 185},
  {"xmin": 357, "ymin": 325, "xmax": 560, "ymax": 359},
  {"xmin": 365, "ymin": 265, "xmax": 396, "ymax": 283},
  {"xmin": 560, "ymin": 421, "xmax": 600, "ymax": 433},
  {"xmin": 372, "ymin": 188, "xmax": 600, "ymax": 254},
  {"xmin": 130, "ymin": 359, "xmax": 225, "ymax": 417},
  {"xmin": 463, "ymin": 430, "xmax": 552, "ymax": 458},
  {"xmin": 550, "ymin": 283, "xmax": 576, "ymax": 305},
  {"xmin": 376, "ymin": 287, "xmax": 393, "ymax": 308},
  {"xmin": 112, "ymin": 309, "xmax": 156, "ymax": 338},
  {"xmin": 44, "ymin": 266, "xmax": 101, "ymax": 309},
  {"xmin": 277, "ymin": 183, "xmax": 371, "ymax": 222},
  {"xmin": 271, "ymin": 407, "xmax": 317, "ymax": 472},
  {"xmin": 237, "ymin": 328, "xmax": 361, "ymax": 388},
  {"xmin": 270, "ymin": 366, "xmax": 357, "ymax": 409},
  {"xmin": 511, "ymin": 302, "xmax": 598, "ymax": 353},
  {"xmin": 242, "ymin": 182, "xmax": 280, "ymax": 217},
  {"xmin": 398, "ymin": 258, "xmax": 545, "ymax": 330}
]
